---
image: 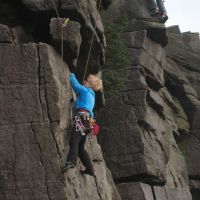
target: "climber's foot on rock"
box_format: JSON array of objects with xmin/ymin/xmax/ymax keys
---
[
  {"xmin": 61, "ymin": 161, "xmax": 75, "ymax": 174},
  {"xmin": 161, "ymin": 13, "xmax": 168, "ymax": 23},
  {"xmin": 80, "ymin": 168, "xmax": 95, "ymax": 177},
  {"xmin": 150, "ymin": 8, "xmax": 161, "ymax": 16}
]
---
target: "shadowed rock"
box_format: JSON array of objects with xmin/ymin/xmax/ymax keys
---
[
  {"xmin": 0, "ymin": 24, "xmax": 12, "ymax": 42},
  {"xmin": 50, "ymin": 18, "xmax": 82, "ymax": 61}
]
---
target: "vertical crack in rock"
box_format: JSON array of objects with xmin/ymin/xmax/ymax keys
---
[
  {"xmin": 169, "ymin": 169, "xmax": 178, "ymax": 187},
  {"xmin": 36, "ymin": 45, "xmax": 45, "ymax": 121},
  {"xmin": 155, "ymin": 138, "xmax": 168, "ymax": 164},
  {"xmin": 37, "ymin": 44, "xmax": 68, "ymax": 193},
  {"xmin": 0, "ymin": 163, "xmax": 5, "ymax": 200},
  {"xmin": 43, "ymin": 63, "xmax": 62, "ymax": 157},
  {"xmin": 0, "ymin": 189, "xmax": 4, "ymax": 200},
  {"xmin": 151, "ymin": 186, "xmax": 157, "ymax": 200},
  {"xmin": 93, "ymin": 176, "xmax": 103, "ymax": 200},
  {"xmin": 13, "ymin": 125, "xmax": 20, "ymax": 200},
  {"xmin": 37, "ymin": 45, "xmax": 61, "ymax": 158},
  {"xmin": 30, "ymin": 122, "xmax": 51, "ymax": 200},
  {"xmin": 1, "ymin": 89, "xmax": 6, "ymax": 125},
  {"xmin": 163, "ymin": 186, "xmax": 168, "ymax": 199}
]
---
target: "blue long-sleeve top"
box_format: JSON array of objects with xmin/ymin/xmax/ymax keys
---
[{"xmin": 70, "ymin": 73, "xmax": 95, "ymax": 117}]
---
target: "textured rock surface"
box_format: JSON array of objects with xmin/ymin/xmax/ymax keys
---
[
  {"xmin": 1, "ymin": 0, "xmax": 200, "ymax": 200},
  {"xmin": 107, "ymin": 0, "xmax": 168, "ymax": 47},
  {"xmin": 0, "ymin": 42, "xmax": 120, "ymax": 200},
  {"xmin": 0, "ymin": 0, "xmax": 120, "ymax": 199},
  {"xmin": 96, "ymin": 0, "xmax": 199, "ymax": 200},
  {"xmin": 0, "ymin": 24, "xmax": 12, "ymax": 42},
  {"xmin": 50, "ymin": 18, "xmax": 82, "ymax": 61},
  {"xmin": 118, "ymin": 183, "xmax": 154, "ymax": 200},
  {"xmin": 166, "ymin": 26, "xmax": 200, "ymax": 200},
  {"xmin": 21, "ymin": 0, "xmax": 106, "ymax": 72}
]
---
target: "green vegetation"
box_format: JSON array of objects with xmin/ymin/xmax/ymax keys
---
[{"xmin": 101, "ymin": 12, "xmax": 130, "ymax": 98}]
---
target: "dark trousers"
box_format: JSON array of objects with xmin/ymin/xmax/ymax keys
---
[
  {"xmin": 67, "ymin": 126, "xmax": 93, "ymax": 171},
  {"xmin": 148, "ymin": 0, "xmax": 167, "ymax": 13}
]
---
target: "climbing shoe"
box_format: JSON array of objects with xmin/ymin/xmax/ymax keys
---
[
  {"xmin": 80, "ymin": 168, "xmax": 95, "ymax": 177},
  {"xmin": 150, "ymin": 8, "xmax": 160, "ymax": 16},
  {"xmin": 61, "ymin": 161, "xmax": 75, "ymax": 174},
  {"xmin": 161, "ymin": 13, "xmax": 168, "ymax": 23}
]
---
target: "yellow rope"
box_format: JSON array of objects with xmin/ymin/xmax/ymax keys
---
[
  {"xmin": 50, "ymin": 0, "xmax": 60, "ymax": 18},
  {"xmin": 50, "ymin": 0, "xmax": 102, "ymax": 131},
  {"xmin": 82, "ymin": 0, "xmax": 102, "ymax": 82}
]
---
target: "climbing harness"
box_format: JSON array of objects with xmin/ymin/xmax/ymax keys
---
[
  {"xmin": 74, "ymin": 114, "xmax": 89, "ymax": 136},
  {"xmin": 73, "ymin": 110, "xmax": 100, "ymax": 136},
  {"xmin": 73, "ymin": 111, "xmax": 92, "ymax": 136}
]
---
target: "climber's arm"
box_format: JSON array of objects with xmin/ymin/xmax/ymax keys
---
[{"xmin": 70, "ymin": 73, "xmax": 86, "ymax": 94}]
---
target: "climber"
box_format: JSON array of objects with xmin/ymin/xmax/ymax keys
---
[
  {"xmin": 148, "ymin": 0, "xmax": 168, "ymax": 23},
  {"xmin": 61, "ymin": 66, "xmax": 103, "ymax": 176}
]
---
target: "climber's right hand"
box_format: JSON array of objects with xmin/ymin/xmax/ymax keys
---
[{"xmin": 68, "ymin": 63, "xmax": 76, "ymax": 73}]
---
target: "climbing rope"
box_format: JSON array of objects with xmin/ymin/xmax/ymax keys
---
[
  {"xmin": 50, "ymin": 0, "xmax": 102, "ymax": 140},
  {"xmin": 82, "ymin": 0, "xmax": 102, "ymax": 82},
  {"xmin": 50, "ymin": 0, "xmax": 102, "ymax": 124},
  {"xmin": 50, "ymin": 1, "xmax": 104, "ymax": 193},
  {"xmin": 50, "ymin": 0, "xmax": 69, "ymax": 157}
]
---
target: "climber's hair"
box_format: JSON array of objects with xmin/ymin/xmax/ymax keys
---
[{"xmin": 87, "ymin": 74, "xmax": 103, "ymax": 91}]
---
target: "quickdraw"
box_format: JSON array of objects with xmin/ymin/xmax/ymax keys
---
[
  {"xmin": 63, "ymin": 18, "xmax": 70, "ymax": 28},
  {"xmin": 75, "ymin": 115, "xmax": 86, "ymax": 135}
]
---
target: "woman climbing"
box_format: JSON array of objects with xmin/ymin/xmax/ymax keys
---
[
  {"xmin": 61, "ymin": 67, "xmax": 103, "ymax": 176},
  {"xmin": 148, "ymin": 0, "xmax": 168, "ymax": 23}
]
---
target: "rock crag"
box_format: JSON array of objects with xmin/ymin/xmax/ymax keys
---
[
  {"xmin": 97, "ymin": 0, "xmax": 200, "ymax": 200},
  {"xmin": 0, "ymin": 0, "xmax": 200, "ymax": 200},
  {"xmin": 0, "ymin": 0, "xmax": 119, "ymax": 200}
]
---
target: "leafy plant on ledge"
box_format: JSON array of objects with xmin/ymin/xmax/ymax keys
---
[{"xmin": 101, "ymin": 11, "xmax": 130, "ymax": 98}]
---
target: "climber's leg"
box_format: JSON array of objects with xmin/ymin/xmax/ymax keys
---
[
  {"xmin": 156, "ymin": 0, "xmax": 166, "ymax": 13},
  {"xmin": 148, "ymin": 0, "xmax": 159, "ymax": 16},
  {"xmin": 156, "ymin": 0, "xmax": 168, "ymax": 22},
  {"xmin": 62, "ymin": 126, "xmax": 82, "ymax": 173},
  {"xmin": 78, "ymin": 136, "xmax": 95, "ymax": 176},
  {"xmin": 67, "ymin": 126, "xmax": 82, "ymax": 165}
]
